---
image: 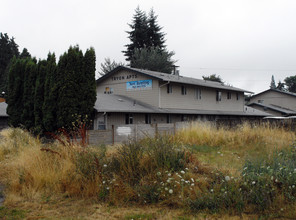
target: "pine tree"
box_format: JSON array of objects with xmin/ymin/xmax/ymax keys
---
[
  {"xmin": 7, "ymin": 57, "xmax": 26, "ymax": 127},
  {"xmin": 0, "ymin": 33, "xmax": 19, "ymax": 93},
  {"xmin": 81, "ymin": 47, "xmax": 96, "ymax": 124},
  {"xmin": 131, "ymin": 46, "xmax": 175, "ymax": 73},
  {"xmin": 34, "ymin": 59, "xmax": 47, "ymax": 134},
  {"xmin": 270, "ymin": 75, "xmax": 276, "ymax": 89},
  {"xmin": 43, "ymin": 53, "xmax": 58, "ymax": 132},
  {"xmin": 21, "ymin": 58, "xmax": 37, "ymax": 130},
  {"xmin": 19, "ymin": 48, "xmax": 31, "ymax": 59},
  {"xmin": 147, "ymin": 9, "xmax": 166, "ymax": 50},
  {"xmin": 123, "ymin": 7, "xmax": 148, "ymax": 61},
  {"xmin": 98, "ymin": 57, "xmax": 124, "ymax": 76}
]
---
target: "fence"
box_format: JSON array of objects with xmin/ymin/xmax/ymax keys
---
[{"xmin": 88, "ymin": 122, "xmax": 189, "ymax": 145}]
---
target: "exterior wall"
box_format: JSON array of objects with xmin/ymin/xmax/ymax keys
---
[
  {"xmin": 250, "ymin": 90, "xmax": 296, "ymax": 111},
  {"xmin": 249, "ymin": 105, "xmax": 283, "ymax": 117},
  {"xmin": 160, "ymin": 82, "xmax": 244, "ymax": 112},
  {"xmin": 97, "ymin": 70, "xmax": 160, "ymax": 107}
]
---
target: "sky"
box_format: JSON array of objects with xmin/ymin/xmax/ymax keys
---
[{"xmin": 1, "ymin": 0, "xmax": 296, "ymax": 94}]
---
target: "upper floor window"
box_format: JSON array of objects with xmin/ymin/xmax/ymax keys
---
[
  {"xmin": 227, "ymin": 92, "xmax": 231, "ymax": 99},
  {"xmin": 195, "ymin": 88, "xmax": 202, "ymax": 100},
  {"xmin": 236, "ymin": 93, "xmax": 240, "ymax": 100},
  {"xmin": 181, "ymin": 86, "xmax": 187, "ymax": 95},
  {"xmin": 167, "ymin": 84, "xmax": 172, "ymax": 94},
  {"xmin": 216, "ymin": 91, "xmax": 222, "ymax": 101}
]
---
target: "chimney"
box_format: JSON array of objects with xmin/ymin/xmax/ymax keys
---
[{"xmin": 172, "ymin": 65, "xmax": 180, "ymax": 75}]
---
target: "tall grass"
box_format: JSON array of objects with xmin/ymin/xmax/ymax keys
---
[{"xmin": 0, "ymin": 122, "xmax": 296, "ymax": 217}]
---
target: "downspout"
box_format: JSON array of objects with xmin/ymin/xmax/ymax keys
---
[{"xmin": 159, "ymin": 81, "xmax": 170, "ymax": 108}]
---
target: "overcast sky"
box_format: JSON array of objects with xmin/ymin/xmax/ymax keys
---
[{"xmin": 2, "ymin": 0, "xmax": 296, "ymax": 93}]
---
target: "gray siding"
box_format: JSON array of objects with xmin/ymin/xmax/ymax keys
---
[
  {"xmin": 97, "ymin": 70, "xmax": 159, "ymax": 107},
  {"xmin": 160, "ymin": 82, "xmax": 244, "ymax": 111},
  {"xmin": 250, "ymin": 90, "xmax": 296, "ymax": 111}
]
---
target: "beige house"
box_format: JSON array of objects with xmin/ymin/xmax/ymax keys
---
[
  {"xmin": 248, "ymin": 89, "xmax": 296, "ymax": 116},
  {"xmin": 0, "ymin": 102, "xmax": 8, "ymax": 130},
  {"xmin": 94, "ymin": 66, "xmax": 268, "ymax": 130}
]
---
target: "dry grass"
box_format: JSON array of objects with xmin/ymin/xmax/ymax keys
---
[{"xmin": 0, "ymin": 122, "xmax": 296, "ymax": 219}]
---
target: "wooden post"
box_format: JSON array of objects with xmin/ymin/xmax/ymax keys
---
[
  {"xmin": 112, "ymin": 125, "xmax": 115, "ymax": 145},
  {"xmin": 155, "ymin": 123, "xmax": 158, "ymax": 138}
]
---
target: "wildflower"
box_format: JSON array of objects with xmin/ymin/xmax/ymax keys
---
[
  {"xmin": 169, "ymin": 189, "xmax": 173, "ymax": 194},
  {"xmin": 168, "ymin": 173, "xmax": 171, "ymax": 177},
  {"xmin": 252, "ymin": 181, "xmax": 256, "ymax": 185},
  {"xmin": 210, "ymin": 189, "xmax": 214, "ymax": 192},
  {"xmin": 243, "ymin": 167, "xmax": 248, "ymax": 170},
  {"xmin": 165, "ymin": 187, "xmax": 168, "ymax": 191},
  {"xmin": 225, "ymin": 176, "xmax": 230, "ymax": 181},
  {"xmin": 103, "ymin": 181, "xmax": 106, "ymax": 184},
  {"xmin": 185, "ymin": 168, "xmax": 189, "ymax": 171},
  {"xmin": 103, "ymin": 164, "xmax": 107, "ymax": 168},
  {"xmin": 181, "ymin": 179, "xmax": 185, "ymax": 182},
  {"xmin": 180, "ymin": 170, "xmax": 185, "ymax": 174},
  {"xmin": 167, "ymin": 179, "xmax": 171, "ymax": 183},
  {"xmin": 157, "ymin": 171, "xmax": 161, "ymax": 176},
  {"xmin": 293, "ymin": 185, "xmax": 295, "ymax": 188},
  {"xmin": 271, "ymin": 176, "xmax": 274, "ymax": 181},
  {"xmin": 218, "ymin": 151, "xmax": 221, "ymax": 154},
  {"xmin": 191, "ymin": 178, "xmax": 194, "ymax": 182},
  {"xmin": 106, "ymin": 187, "xmax": 109, "ymax": 190},
  {"xmin": 191, "ymin": 183, "xmax": 195, "ymax": 186}
]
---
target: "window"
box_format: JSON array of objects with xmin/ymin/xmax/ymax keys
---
[
  {"xmin": 195, "ymin": 88, "xmax": 201, "ymax": 100},
  {"xmin": 167, "ymin": 84, "xmax": 172, "ymax": 93},
  {"xmin": 145, "ymin": 114, "xmax": 151, "ymax": 124},
  {"xmin": 258, "ymin": 100, "xmax": 264, "ymax": 104},
  {"xmin": 166, "ymin": 114, "xmax": 171, "ymax": 123},
  {"xmin": 236, "ymin": 93, "xmax": 239, "ymax": 100},
  {"xmin": 227, "ymin": 92, "xmax": 231, "ymax": 99},
  {"xmin": 181, "ymin": 86, "xmax": 187, "ymax": 95},
  {"xmin": 216, "ymin": 91, "xmax": 222, "ymax": 101},
  {"xmin": 125, "ymin": 113, "xmax": 133, "ymax": 124}
]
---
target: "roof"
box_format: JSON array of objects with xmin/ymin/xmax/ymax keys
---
[
  {"xmin": 251, "ymin": 88, "xmax": 296, "ymax": 99},
  {"xmin": 0, "ymin": 102, "xmax": 8, "ymax": 117},
  {"xmin": 95, "ymin": 94, "xmax": 269, "ymax": 117},
  {"xmin": 248, "ymin": 102, "xmax": 296, "ymax": 115},
  {"xmin": 97, "ymin": 66, "xmax": 252, "ymax": 93}
]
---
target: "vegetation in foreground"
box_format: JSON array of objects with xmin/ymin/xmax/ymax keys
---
[{"xmin": 0, "ymin": 122, "xmax": 296, "ymax": 219}]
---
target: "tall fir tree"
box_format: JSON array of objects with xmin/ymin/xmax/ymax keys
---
[
  {"xmin": 123, "ymin": 7, "xmax": 148, "ymax": 61},
  {"xmin": 42, "ymin": 53, "xmax": 58, "ymax": 132},
  {"xmin": 0, "ymin": 33, "xmax": 19, "ymax": 93},
  {"xmin": 21, "ymin": 58, "xmax": 37, "ymax": 130},
  {"xmin": 270, "ymin": 75, "xmax": 276, "ymax": 89},
  {"xmin": 34, "ymin": 59, "xmax": 47, "ymax": 133},
  {"xmin": 81, "ymin": 47, "xmax": 97, "ymax": 124},
  {"xmin": 146, "ymin": 9, "xmax": 165, "ymax": 50},
  {"xmin": 7, "ymin": 57, "xmax": 26, "ymax": 127}
]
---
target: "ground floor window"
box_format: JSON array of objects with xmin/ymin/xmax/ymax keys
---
[
  {"xmin": 145, "ymin": 113, "xmax": 151, "ymax": 124},
  {"xmin": 125, "ymin": 113, "xmax": 133, "ymax": 124},
  {"xmin": 166, "ymin": 114, "xmax": 171, "ymax": 123}
]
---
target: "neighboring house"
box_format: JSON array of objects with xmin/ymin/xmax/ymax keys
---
[
  {"xmin": 248, "ymin": 89, "xmax": 296, "ymax": 116},
  {"xmin": 0, "ymin": 101, "xmax": 8, "ymax": 130},
  {"xmin": 94, "ymin": 66, "xmax": 268, "ymax": 130}
]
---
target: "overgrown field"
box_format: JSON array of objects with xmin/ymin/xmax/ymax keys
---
[{"xmin": 0, "ymin": 122, "xmax": 296, "ymax": 219}]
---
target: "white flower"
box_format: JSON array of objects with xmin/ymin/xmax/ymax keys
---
[
  {"xmin": 103, "ymin": 164, "xmax": 107, "ymax": 168},
  {"xmin": 103, "ymin": 181, "xmax": 106, "ymax": 184},
  {"xmin": 169, "ymin": 189, "xmax": 173, "ymax": 194},
  {"xmin": 225, "ymin": 176, "xmax": 230, "ymax": 181},
  {"xmin": 167, "ymin": 179, "xmax": 171, "ymax": 183},
  {"xmin": 185, "ymin": 168, "xmax": 189, "ymax": 170},
  {"xmin": 168, "ymin": 173, "xmax": 171, "ymax": 177},
  {"xmin": 181, "ymin": 179, "xmax": 185, "ymax": 182},
  {"xmin": 180, "ymin": 170, "xmax": 185, "ymax": 174},
  {"xmin": 191, "ymin": 183, "xmax": 195, "ymax": 186},
  {"xmin": 165, "ymin": 187, "xmax": 168, "ymax": 191},
  {"xmin": 252, "ymin": 181, "xmax": 256, "ymax": 185},
  {"xmin": 271, "ymin": 176, "xmax": 274, "ymax": 181},
  {"xmin": 293, "ymin": 185, "xmax": 295, "ymax": 188},
  {"xmin": 157, "ymin": 172, "xmax": 161, "ymax": 176},
  {"xmin": 191, "ymin": 178, "xmax": 194, "ymax": 182},
  {"xmin": 106, "ymin": 187, "xmax": 109, "ymax": 190},
  {"xmin": 243, "ymin": 167, "xmax": 248, "ymax": 170},
  {"xmin": 210, "ymin": 189, "xmax": 214, "ymax": 192}
]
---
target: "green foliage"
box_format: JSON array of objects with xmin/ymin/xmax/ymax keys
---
[
  {"xmin": 202, "ymin": 74, "xmax": 223, "ymax": 83},
  {"xmin": 270, "ymin": 75, "xmax": 276, "ymax": 89},
  {"xmin": 123, "ymin": 7, "xmax": 174, "ymax": 72},
  {"xmin": 0, "ymin": 207, "xmax": 26, "ymax": 220},
  {"xmin": 284, "ymin": 75, "xmax": 296, "ymax": 93},
  {"xmin": 0, "ymin": 33, "xmax": 19, "ymax": 93},
  {"xmin": 131, "ymin": 46, "xmax": 175, "ymax": 73},
  {"xmin": 98, "ymin": 57, "xmax": 124, "ymax": 76}
]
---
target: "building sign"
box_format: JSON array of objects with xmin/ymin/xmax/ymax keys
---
[
  {"xmin": 126, "ymin": 80, "xmax": 152, "ymax": 91},
  {"xmin": 112, "ymin": 74, "xmax": 137, "ymax": 81}
]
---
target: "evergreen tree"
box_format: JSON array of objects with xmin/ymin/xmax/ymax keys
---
[
  {"xmin": 276, "ymin": 80, "xmax": 285, "ymax": 91},
  {"xmin": 7, "ymin": 57, "xmax": 26, "ymax": 127},
  {"xmin": 202, "ymin": 74, "xmax": 224, "ymax": 84},
  {"xmin": 147, "ymin": 9, "xmax": 165, "ymax": 50},
  {"xmin": 19, "ymin": 48, "xmax": 31, "ymax": 59},
  {"xmin": 270, "ymin": 75, "xmax": 276, "ymax": 89},
  {"xmin": 131, "ymin": 46, "xmax": 175, "ymax": 73},
  {"xmin": 98, "ymin": 57, "xmax": 124, "ymax": 76},
  {"xmin": 0, "ymin": 33, "xmax": 19, "ymax": 93},
  {"xmin": 34, "ymin": 59, "xmax": 47, "ymax": 133},
  {"xmin": 81, "ymin": 47, "xmax": 97, "ymax": 124},
  {"xmin": 43, "ymin": 53, "xmax": 58, "ymax": 132},
  {"xmin": 21, "ymin": 58, "xmax": 37, "ymax": 130},
  {"xmin": 123, "ymin": 7, "xmax": 149, "ymax": 61},
  {"xmin": 57, "ymin": 46, "xmax": 83, "ymax": 129},
  {"xmin": 284, "ymin": 76, "xmax": 296, "ymax": 93}
]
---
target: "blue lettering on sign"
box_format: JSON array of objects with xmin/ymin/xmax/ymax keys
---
[{"xmin": 126, "ymin": 80, "xmax": 152, "ymax": 91}]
